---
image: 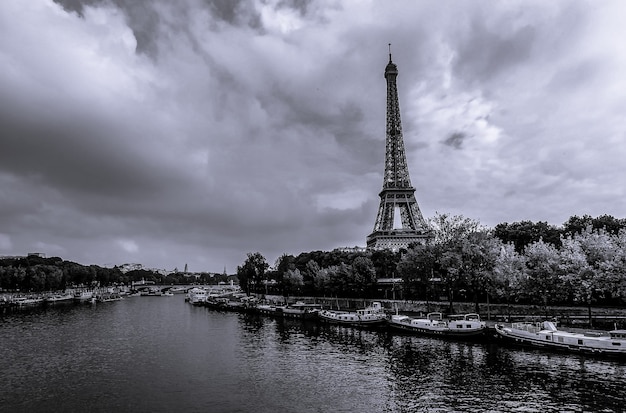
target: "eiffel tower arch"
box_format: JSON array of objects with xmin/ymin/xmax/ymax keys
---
[{"xmin": 366, "ymin": 51, "xmax": 432, "ymax": 251}]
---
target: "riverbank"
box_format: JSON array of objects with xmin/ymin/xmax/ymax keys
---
[
  {"xmin": 4, "ymin": 287, "xmax": 625, "ymax": 330},
  {"xmin": 267, "ymin": 295, "xmax": 626, "ymax": 329}
]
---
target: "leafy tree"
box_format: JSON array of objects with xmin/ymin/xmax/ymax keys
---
[
  {"xmin": 561, "ymin": 226, "xmax": 621, "ymax": 320},
  {"xmin": 428, "ymin": 212, "xmax": 481, "ymax": 246},
  {"xmin": 274, "ymin": 254, "xmax": 295, "ymax": 292},
  {"xmin": 562, "ymin": 215, "xmax": 594, "ymax": 237},
  {"xmin": 494, "ymin": 220, "xmax": 562, "ymax": 252},
  {"xmin": 370, "ymin": 249, "xmax": 399, "ymax": 279},
  {"xmin": 349, "ymin": 256, "xmax": 376, "ymax": 297},
  {"xmin": 396, "ymin": 244, "xmax": 437, "ymax": 301},
  {"xmin": 591, "ymin": 214, "xmax": 626, "ymax": 235},
  {"xmin": 491, "ymin": 243, "xmax": 527, "ymax": 318},
  {"xmin": 563, "ymin": 214, "xmax": 626, "ymax": 236},
  {"xmin": 605, "ymin": 229, "xmax": 626, "ymax": 303},
  {"xmin": 460, "ymin": 231, "xmax": 502, "ymax": 313},
  {"xmin": 283, "ymin": 268, "xmax": 304, "ymax": 297},
  {"xmin": 274, "ymin": 254, "xmax": 295, "ymax": 278},
  {"xmin": 524, "ymin": 239, "xmax": 562, "ymax": 310},
  {"xmin": 313, "ymin": 266, "xmax": 331, "ymax": 296},
  {"xmin": 302, "ymin": 260, "xmax": 321, "ymax": 295},
  {"xmin": 559, "ymin": 235, "xmax": 597, "ymax": 324},
  {"xmin": 326, "ymin": 264, "xmax": 351, "ymax": 297},
  {"xmin": 237, "ymin": 252, "xmax": 269, "ymax": 295},
  {"xmin": 428, "ymin": 212, "xmax": 482, "ymax": 312}
]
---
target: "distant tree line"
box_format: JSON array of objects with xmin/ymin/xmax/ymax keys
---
[
  {"xmin": 0, "ymin": 256, "xmax": 230, "ymax": 292},
  {"xmin": 238, "ymin": 214, "xmax": 626, "ymax": 313}
]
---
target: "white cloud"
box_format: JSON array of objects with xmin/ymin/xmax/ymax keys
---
[
  {"xmin": 1, "ymin": 0, "xmax": 625, "ymax": 271},
  {"xmin": 117, "ymin": 239, "xmax": 139, "ymax": 254}
]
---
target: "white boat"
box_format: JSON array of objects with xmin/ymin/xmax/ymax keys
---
[
  {"xmin": 186, "ymin": 288, "xmax": 208, "ymax": 305},
  {"xmin": 282, "ymin": 302, "xmax": 323, "ymax": 319},
  {"xmin": 11, "ymin": 295, "xmax": 45, "ymax": 306},
  {"xmin": 318, "ymin": 302, "xmax": 386, "ymax": 326},
  {"xmin": 387, "ymin": 312, "xmax": 487, "ymax": 340},
  {"xmin": 206, "ymin": 293, "xmax": 253, "ymax": 312},
  {"xmin": 73, "ymin": 290, "xmax": 94, "ymax": 302},
  {"xmin": 494, "ymin": 321, "xmax": 626, "ymax": 358},
  {"xmin": 140, "ymin": 288, "xmax": 162, "ymax": 296},
  {"xmin": 45, "ymin": 293, "xmax": 74, "ymax": 303},
  {"xmin": 256, "ymin": 303, "xmax": 285, "ymax": 315},
  {"xmin": 96, "ymin": 292, "xmax": 123, "ymax": 302}
]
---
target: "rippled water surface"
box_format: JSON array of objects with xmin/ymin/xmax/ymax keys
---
[{"xmin": 2, "ymin": 297, "xmax": 626, "ymax": 412}]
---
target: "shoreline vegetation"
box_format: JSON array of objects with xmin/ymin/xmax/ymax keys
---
[
  {"xmin": 2, "ymin": 214, "xmax": 626, "ymax": 329},
  {"xmin": 3, "ymin": 288, "xmax": 625, "ymax": 331}
]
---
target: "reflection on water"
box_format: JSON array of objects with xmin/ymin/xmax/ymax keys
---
[{"xmin": 2, "ymin": 300, "xmax": 626, "ymax": 412}]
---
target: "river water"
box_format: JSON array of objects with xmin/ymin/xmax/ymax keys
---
[{"xmin": 1, "ymin": 296, "xmax": 625, "ymax": 412}]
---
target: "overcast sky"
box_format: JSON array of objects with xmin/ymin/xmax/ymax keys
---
[{"xmin": 1, "ymin": 0, "xmax": 625, "ymax": 273}]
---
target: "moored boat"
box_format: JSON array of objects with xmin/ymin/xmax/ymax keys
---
[
  {"xmin": 45, "ymin": 292, "xmax": 74, "ymax": 303},
  {"xmin": 73, "ymin": 290, "xmax": 94, "ymax": 302},
  {"xmin": 494, "ymin": 321, "xmax": 626, "ymax": 358},
  {"xmin": 11, "ymin": 295, "xmax": 45, "ymax": 307},
  {"xmin": 186, "ymin": 287, "xmax": 208, "ymax": 305},
  {"xmin": 282, "ymin": 302, "xmax": 322, "ymax": 319},
  {"xmin": 141, "ymin": 288, "xmax": 162, "ymax": 297},
  {"xmin": 387, "ymin": 312, "xmax": 487, "ymax": 340},
  {"xmin": 256, "ymin": 303, "xmax": 285, "ymax": 316},
  {"xmin": 318, "ymin": 302, "xmax": 386, "ymax": 326},
  {"xmin": 96, "ymin": 292, "xmax": 123, "ymax": 302},
  {"xmin": 210, "ymin": 293, "xmax": 254, "ymax": 312}
]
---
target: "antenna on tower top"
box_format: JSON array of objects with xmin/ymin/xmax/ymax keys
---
[{"xmin": 388, "ymin": 43, "xmax": 392, "ymax": 62}]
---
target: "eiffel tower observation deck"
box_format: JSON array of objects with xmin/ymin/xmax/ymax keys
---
[{"xmin": 366, "ymin": 50, "xmax": 432, "ymax": 251}]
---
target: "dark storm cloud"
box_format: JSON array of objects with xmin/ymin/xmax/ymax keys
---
[
  {"xmin": 54, "ymin": 0, "xmax": 161, "ymax": 55},
  {"xmin": 53, "ymin": 0, "xmax": 315, "ymax": 57},
  {"xmin": 453, "ymin": 19, "xmax": 536, "ymax": 83},
  {"xmin": 442, "ymin": 132, "xmax": 465, "ymax": 150},
  {"xmin": 0, "ymin": 111, "xmax": 167, "ymax": 199},
  {"xmin": 2, "ymin": 0, "xmax": 625, "ymax": 272}
]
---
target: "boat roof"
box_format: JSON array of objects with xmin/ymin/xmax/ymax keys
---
[
  {"xmin": 426, "ymin": 312, "xmax": 443, "ymax": 320},
  {"xmin": 448, "ymin": 313, "xmax": 481, "ymax": 320}
]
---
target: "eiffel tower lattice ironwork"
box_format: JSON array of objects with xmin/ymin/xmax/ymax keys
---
[{"xmin": 366, "ymin": 51, "xmax": 432, "ymax": 250}]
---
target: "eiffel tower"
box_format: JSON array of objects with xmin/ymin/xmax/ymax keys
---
[{"xmin": 366, "ymin": 50, "xmax": 432, "ymax": 251}]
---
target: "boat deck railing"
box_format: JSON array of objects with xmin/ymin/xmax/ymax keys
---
[{"xmin": 510, "ymin": 322, "xmax": 543, "ymax": 333}]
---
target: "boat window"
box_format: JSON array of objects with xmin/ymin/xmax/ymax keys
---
[
  {"xmin": 546, "ymin": 335, "xmax": 551, "ymax": 341},
  {"xmin": 578, "ymin": 339, "xmax": 583, "ymax": 345},
  {"xmin": 466, "ymin": 324, "xmax": 471, "ymax": 328},
  {"xmin": 612, "ymin": 342, "xmax": 621, "ymax": 346}
]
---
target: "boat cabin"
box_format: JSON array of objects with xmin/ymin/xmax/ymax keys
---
[
  {"xmin": 356, "ymin": 302, "xmax": 383, "ymax": 316},
  {"xmin": 426, "ymin": 312, "xmax": 443, "ymax": 321},
  {"xmin": 610, "ymin": 330, "xmax": 626, "ymax": 340}
]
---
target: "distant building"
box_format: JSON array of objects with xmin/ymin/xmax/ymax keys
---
[
  {"xmin": 27, "ymin": 252, "xmax": 46, "ymax": 258},
  {"xmin": 117, "ymin": 263, "xmax": 143, "ymax": 273},
  {"xmin": 333, "ymin": 246, "xmax": 368, "ymax": 253}
]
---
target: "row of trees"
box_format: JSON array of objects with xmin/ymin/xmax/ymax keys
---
[
  {"xmin": 0, "ymin": 256, "xmax": 229, "ymax": 292},
  {"xmin": 237, "ymin": 214, "xmax": 626, "ymax": 314}
]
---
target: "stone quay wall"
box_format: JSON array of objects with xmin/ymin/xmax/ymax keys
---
[{"xmin": 265, "ymin": 295, "xmax": 626, "ymax": 329}]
